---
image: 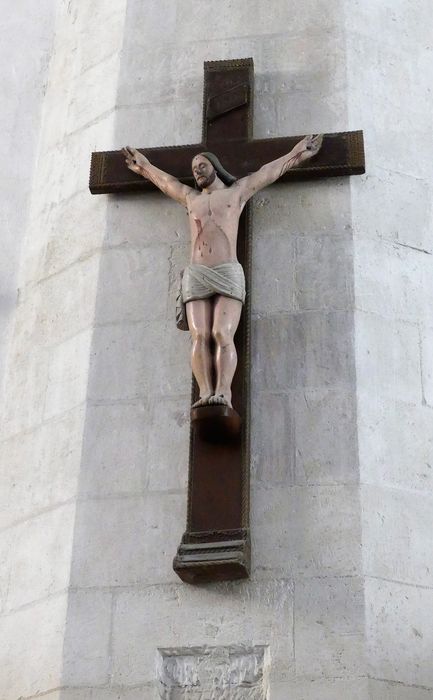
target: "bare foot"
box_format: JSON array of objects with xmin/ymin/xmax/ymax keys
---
[
  {"xmin": 207, "ymin": 394, "xmax": 231, "ymax": 407},
  {"xmin": 192, "ymin": 394, "xmax": 212, "ymax": 408}
]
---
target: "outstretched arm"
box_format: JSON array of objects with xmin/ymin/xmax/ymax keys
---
[
  {"xmin": 122, "ymin": 147, "xmax": 194, "ymax": 206},
  {"xmin": 236, "ymin": 134, "xmax": 323, "ymax": 204}
]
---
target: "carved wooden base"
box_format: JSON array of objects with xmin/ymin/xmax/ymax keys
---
[
  {"xmin": 191, "ymin": 404, "xmax": 242, "ymax": 443},
  {"xmin": 173, "ymin": 530, "xmax": 250, "ymax": 584}
]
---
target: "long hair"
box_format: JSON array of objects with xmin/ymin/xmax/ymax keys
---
[{"xmin": 197, "ymin": 152, "xmax": 236, "ymax": 186}]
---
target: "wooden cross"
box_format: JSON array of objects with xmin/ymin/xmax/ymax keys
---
[{"xmin": 89, "ymin": 58, "xmax": 365, "ymax": 585}]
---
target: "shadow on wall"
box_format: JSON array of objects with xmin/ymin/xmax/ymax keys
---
[{"xmin": 58, "ymin": 0, "xmax": 361, "ymax": 691}]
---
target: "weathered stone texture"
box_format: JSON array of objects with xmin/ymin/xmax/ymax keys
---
[
  {"xmin": 111, "ymin": 581, "xmax": 293, "ymax": 687},
  {"xmin": 0, "ymin": 594, "xmax": 68, "ymax": 700},
  {"xmin": 366, "ymin": 578, "xmax": 433, "ymax": 689},
  {"xmin": 2, "ymin": 0, "xmax": 432, "ymax": 698},
  {"xmin": 346, "ymin": 0, "xmax": 433, "ymax": 692},
  {"xmin": 0, "ymin": 0, "xmax": 127, "ymax": 697},
  {"xmin": 295, "ymin": 576, "xmax": 365, "ymax": 678},
  {"xmin": 157, "ymin": 645, "xmax": 270, "ymax": 699},
  {"xmin": 0, "ymin": 0, "xmax": 56, "ymax": 397}
]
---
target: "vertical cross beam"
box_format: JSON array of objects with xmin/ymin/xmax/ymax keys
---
[{"xmin": 173, "ymin": 59, "xmax": 254, "ymax": 583}]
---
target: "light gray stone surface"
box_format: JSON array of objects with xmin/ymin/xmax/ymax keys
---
[
  {"xmin": 272, "ymin": 678, "xmax": 370, "ymax": 700},
  {"xmin": 156, "ymin": 645, "xmax": 270, "ymax": 699},
  {"xmin": 366, "ymin": 578, "xmax": 433, "ymax": 689},
  {"xmin": 0, "ymin": 593, "xmax": 68, "ymax": 699},
  {"xmin": 346, "ymin": 0, "xmax": 433, "ymax": 691},
  {"xmin": 0, "ymin": 0, "xmax": 127, "ymax": 697},
  {"xmin": 0, "ymin": 0, "xmax": 56, "ymax": 399},
  {"xmin": 1, "ymin": 0, "xmax": 433, "ymax": 698},
  {"xmin": 111, "ymin": 581, "xmax": 294, "ymax": 687}
]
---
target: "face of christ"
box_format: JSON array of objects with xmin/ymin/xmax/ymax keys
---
[{"xmin": 192, "ymin": 154, "xmax": 216, "ymax": 189}]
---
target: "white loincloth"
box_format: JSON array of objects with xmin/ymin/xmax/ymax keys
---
[{"xmin": 181, "ymin": 262, "xmax": 246, "ymax": 304}]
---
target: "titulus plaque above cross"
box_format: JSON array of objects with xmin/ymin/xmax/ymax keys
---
[{"xmin": 89, "ymin": 58, "xmax": 365, "ymax": 585}]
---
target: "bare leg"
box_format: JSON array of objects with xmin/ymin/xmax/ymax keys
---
[
  {"xmin": 186, "ymin": 299, "xmax": 214, "ymax": 407},
  {"xmin": 209, "ymin": 295, "xmax": 242, "ymax": 408}
]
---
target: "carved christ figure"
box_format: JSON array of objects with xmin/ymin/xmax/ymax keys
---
[{"xmin": 123, "ymin": 135, "xmax": 322, "ymax": 409}]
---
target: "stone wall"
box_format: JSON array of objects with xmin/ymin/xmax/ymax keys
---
[
  {"xmin": 58, "ymin": 0, "xmax": 363, "ymax": 698},
  {"xmin": 0, "ymin": 0, "xmax": 56, "ymax": 395},
  {"xmin": 0, "ymin": 0, "xmax": 127, "ymax": 696},
  {"xmin": 347, "ymin": 1, "xmax": 433, "ymax": 697},
  {"xmin": 1, "ymin": 0, "xmax": 432, "ymax": 698}
]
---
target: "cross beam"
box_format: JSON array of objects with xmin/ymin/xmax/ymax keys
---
[
  {"xmin": 89, "ymin": 58, "xmax": 365, "ymax": 585},
  {"xmin": 90, "ymin": 134, "xmax": 364, "ymax": 195}
]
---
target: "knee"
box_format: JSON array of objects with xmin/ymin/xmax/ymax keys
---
[
  {"xmin": 212, "ymin": 326, "xmax": 232, "ymax": 347},
  {"xmin": 191, "ymin": 328, "xmax": 210, "ymax": 344}
]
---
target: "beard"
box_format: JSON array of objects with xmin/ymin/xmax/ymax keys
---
[{"xmin": 196, "ymin": 169, "xmax": 216, "ymax": 189}]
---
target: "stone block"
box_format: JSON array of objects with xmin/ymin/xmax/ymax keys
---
[
  {"xmin": 366, "ymin": 578, "xmax": 433, "ymax": 688},
  {"xmin": 145, "ymin": 395, "xmax": 190, "ymax": 492},
  {"xmin": 251, "ymin": 234, "xmax": 295, "ymax": 315},
  {"xmin": 41, "ymin": 191, "xmax": 107, "ymax": 280},
  {"xmin": 0, "ymin": 404, "xmax": 84, "ymax": 529},
  {"xmin": 253, "ymin": 80, "xmax": 278, "ymax": 140},
  {"xmin": 365, "ymin": 123, "xmax": 433, "ymax": 184},
  {"xmin": 117, "ymin": 44, "xmax": 174, "ymax": 106},
  {"xmin": 70, "ymin": 493, "xmax": 185, "ymax": 588},
  {"xmin": 347, "ymin": 27, "xmax": 433, "ymax": 118},
  {"xmin": 173, "ymin": 95, "xmax": 206, "ymax": 145},
  {"xmin": 21, "ymin": 253, "xmax": 99, "ymax": 349},
  {"xmin": 0, "ymin": 593, "xmax": 67, "ymax": 699},
  {"xmin": 79, "ymin": 402, "xmax": 147, "ymax": 496},
  {"xmin": 295, "ymin": 576, "xmax": 365, "ymax": 678},
  {"xmin": 346, "ymin": 0, "xmax": 433, "ymax": 52},
  {"xmin": 252, "ymin": 311, "xmax": 355, "ymax": 393},
  {"xmin": 421, "ymin": 327, "xmax": 433, "ymax": 407},
  {"xmin": 294, "ymin": 387, "xmax": 358, "ymax": 485},
  {"xmin": 77, "ymin": 3, "xmax": 126, "ymax": 75},
  {"xmin": 350, "ymin": 166, "xmax": 433, "ymax": 253},
  {"xmin": 271, "ymin": 31, "xmax": 348, "ymax": 133},
  {"xmin": 175, "ymin": 0, "xmax": 338, "ymax": 43},
  {"xmin": 251, "ymin": 392, "xmax": 295, "ymax": 486},
  {"xmin": 368, "ymin": 679, "xmax": 433, "ymax": 699},
  {"xmin": 106, "ymin": 193, "xmax": 186, "ymax": 250},
  {"xmin": 121, "ymin": 0, "xmax": 177, "ymax": 47},
  {"xmin": 156, "ymin": 645, "xmax": 270, "ymax": 699},
  {"xmin": 0, "ymin": 502, "xmax": 75, "ymax": 613},
  {"xmin": 36, "ymin": 36, "xmax": 77, "ymax": 152},
  {"xmin": 88, "ymin": 321, "xmax": 190, "ymax": 402},
  {"xmin": 295, "ymin": 235, "xmax": 354, "ymax": 311},
  {"xmin": 355, "ymin": 311, "xmax": 422, "ymax": 404},
  {"xmin": 114, "ymin": 102, "xmax": 177, "ymax": 147},
  {"xmin": 251, "ymin": 315, "xmax": 293, "ymax": 392},
  {"xmin": 65, "ymin": 51, "xmax": 119, "ymax": 135},
  {"xmin": 111, "ymin": 580, "xmax": 294, "ymax": 686},
  {"xmin": 33, "ymin": 114, "xmax": 116, "ymax": 214},
  {"xmin": 62, "ymin": 590, "xmax": 112, "ymax": 686},
  {"xmin": 171, "ymin": 37, "xmax": 270, "ymax": 108},
  {"xmin": 275, "ymin": 91, "xmax": 349, "ymax": 138},
  {"xmin": 252, "ymin": 179, "xmax": 352, "ymax": 238},
  {"xmin": 272, "ymin": 677, "xmax": 370, "ymax": 700},
  {"xmin": 48, "ymin": 690, "xmax": 155, "ymax": 700},
  {"xmin": 357, "ymin": 394, "xmax": 433, "ymax": 492},
  {"xmin": 43, "ymin": 329, "xmax": 93, "ymax": 420},
  {"xmin": 5, "ymin": 290, "xmax": 39, "ymax": 360},
  {"xmin": 95, "ymin": 245, "xmax": 170, "ymax": 325},
  {"xmin": 1, "ymin": 349, "xmax": 49, "ymax": 439},
  {"xmin": 251, "ymin": 484, "xmax": 361, "ymax": 577},
  {"xmin": 354, "ymin": 237, "xmax": 433, "ymax": 325},
  {"xmin": 361, "ymin": 484, "xmax": 433, "ymax": 587}
]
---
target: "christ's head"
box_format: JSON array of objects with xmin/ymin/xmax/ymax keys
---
[{"xmin": 192, "ymin": 152, "xmax": 236, "ymax": 189}]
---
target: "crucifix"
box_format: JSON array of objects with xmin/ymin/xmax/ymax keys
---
[{"xmin": 89, "ymin": 58, "xmax": 364, "ymax": 585}]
